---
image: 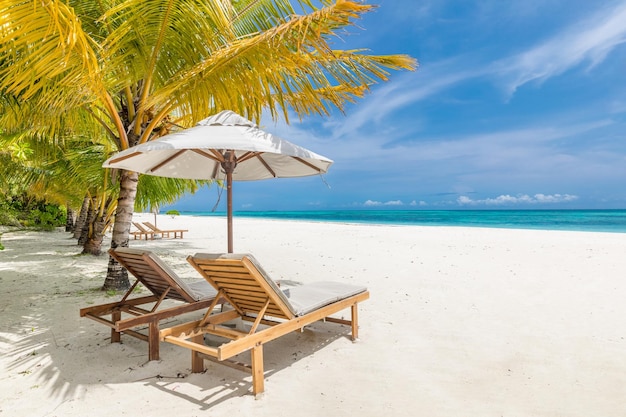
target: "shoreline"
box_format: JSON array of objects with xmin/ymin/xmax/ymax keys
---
[
  {"xmin": 2, "ymin": 214, "xmax": 626, "ymax": 416},
  {"xmin": 167, "ymin": 208, "xmax": 626, "ymax": 234}
]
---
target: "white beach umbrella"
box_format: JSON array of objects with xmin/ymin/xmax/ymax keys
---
[{"xmin": 103, "ymin": 110, "xmax": 333, "ymax": 252}]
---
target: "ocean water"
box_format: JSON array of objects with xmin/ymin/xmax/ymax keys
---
[{"xmin": 185, "ymin": 209, "xmax": 626, "ymax": 233}]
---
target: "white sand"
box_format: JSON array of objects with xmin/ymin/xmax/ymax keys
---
[{"xmin": 1, "ymin": 213, "xmax": 626, "ymax": 416}]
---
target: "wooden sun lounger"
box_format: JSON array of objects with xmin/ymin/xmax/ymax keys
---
[
  {"xmin": 80, "ymin": 248, "xmax": 220, "ymax": 360},
  {"xmin": 143, "ymin": 222, "xmax": 188, "ymax": 239},
  {"xmin": 160, "ymin": 253, "xmax": 369, "ymax": 395},
  {"xmin": 131, "ymin": 222, "xmax": 155, "ymax": 240}
]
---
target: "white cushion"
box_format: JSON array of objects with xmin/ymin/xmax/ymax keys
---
[
  {"xmin": 192, "ymin": 252, "xmax": 367, "ymax": 316},
  {"xmin": 283, "ymin": 281, "xmax": 367, "ymax": 316}
]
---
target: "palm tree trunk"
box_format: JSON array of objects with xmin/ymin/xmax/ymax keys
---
[
  {"xmin": 77, "ymin": 198, "xmax": 96, "ymax": 247},
  {"xmin": 73, "ymin": 195, "xmax": 90, "ymax": 239},
  {"xmin": 102, "ymin": 169, "xmax": 138, "ymax": 291},
  {"xmin": 82, "ymin": 214, "xmax": 105, "ymax": 255},
  {"xmin": 65, "ymin": 205, "xmax": 76, "ymax": 232}
]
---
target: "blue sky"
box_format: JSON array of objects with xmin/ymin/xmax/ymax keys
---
[{"xmin": 167, "ymin": 0, "xmax": 626, "ymax": 212}]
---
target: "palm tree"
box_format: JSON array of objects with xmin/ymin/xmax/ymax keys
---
[
  {"xmin": 0, "ymin": 0, "xmax": 416, "ymax": 290},
  {"xmin": 0, "ymin": 130, "xmax": 110, "ymax": 251},
  {"xmin": 0, "ymin": 127, "xmax": 203, "ymax": 255}
]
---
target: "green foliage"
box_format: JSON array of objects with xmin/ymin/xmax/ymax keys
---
[
  {"xmin": 134, "ymin": 175, "xmax": 211, "ymax": 212},
  {"xmin": 165, "ymin": 209, "xmax": 180, "ymax": 216},
  {"xmin": 0, "ymin": 194, "xmax": 22, "ymax": 227},
  {"xmin": 0, "ymin": 193, "xmax": 66, "ymax": 230},
  {"xmin": 23, "ymin": 204, "xmax": 67, "ymax": 230},
  {"xmin": 0, "ymin": 0, "xmax": 416, "ymax": 289},
  {"xmin": 0, "ymin": 211, "xmax": 20, "ymax": 227}
]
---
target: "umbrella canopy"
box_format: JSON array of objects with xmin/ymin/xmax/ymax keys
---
[{"xmin": 103, "ymin": 110, "xmax": 333, "ymax": 252}]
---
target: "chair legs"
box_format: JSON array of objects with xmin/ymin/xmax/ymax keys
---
[
  {"xmin": 111, "ymin": 311, "xmax": 122, "ymax": 343},
  {"xmin": 148, "ymin": 321, "xmax": 160, "ymax": 361},
  {"xmin": 173, "ymin": 297, "xmax": 366, "ymax": 396},
  {"xmin": 251, "ymin": 345, "xmax": 265, "ymax": 395},
  {"xmin": 108, "ymin": 312, "xmax": 162, "ymax": 361},
  {"xmin": 191, "ymin": 335, "xmax": 205, "ymax": 373},
  {"xmin": 351, "ymin": 303, "xmax": 359, "ymax": 341}
]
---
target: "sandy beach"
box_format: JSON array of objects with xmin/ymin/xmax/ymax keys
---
[{"xmin": 1, "ymin": 213, "xmax": 626, "ymax": 416}]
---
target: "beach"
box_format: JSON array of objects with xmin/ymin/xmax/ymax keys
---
[{"xmin": 1, "ymin": 213, "xmax": 626, "ymax": 416}]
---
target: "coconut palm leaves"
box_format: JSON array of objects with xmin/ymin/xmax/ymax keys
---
[
  {"xmin": 0, "ymin": 0, "xmax": 417, "ymax": 290},
  {"xmin": 0, "ymin": 1, "xmax": 101, "ymax": 116}
]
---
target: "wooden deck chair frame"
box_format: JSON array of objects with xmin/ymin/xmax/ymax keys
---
[
  {"xmin": 131, "ymin": 222, "xmax": 154, "ymax": 240},
  {"xmin": 160, "ymin": 253, "xmax": 369, "ymax": 395},
  {"xmin": 80, "ymin": 248, "xmax": 218, "ymax": 360},
  {"xmin": 142, "ymin": 222, "xmax": 187, "ymax": 239}
]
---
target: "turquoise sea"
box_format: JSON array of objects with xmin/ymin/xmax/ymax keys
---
[{"xmin": 185, "ymin": 209, "xmax": 626, "ymax": 233}]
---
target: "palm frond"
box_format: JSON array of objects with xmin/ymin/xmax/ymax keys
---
[
  {"xmin": 145, "ymin": 0, "xmax": 416, "ymax": 124},
  {"xmin": 134, "ymin": 175, "xmax": 212, "ymax": 212},
  {"xmin": 0, "ymin": 0, "xmax": 101, "ymax": 114}
]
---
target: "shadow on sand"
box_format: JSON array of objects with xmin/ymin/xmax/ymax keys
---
[{"xmin": 0, "ymin": 229, "xmax": 356, "ymax": 411}]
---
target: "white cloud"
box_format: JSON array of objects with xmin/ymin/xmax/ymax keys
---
[
  {"xmin": 335, "ymin": 3, "xmax": 626, "ymax": 116},
  {"xmin": 268, "ymin": 3, "xmax": 626, "ymax": 139},
  {"xmin": 458, "ymin": 194, "xmax": 579, "ymax": 206},
  {"xmin": 494, "ymin": 2, "xmax": 626, "ymax": 94},
  {"xmin": 363, "ymin": 199, "xmax": 405, "ymax": 206},
  {"xmin": 533, "ymin": 193, "xmax": 580, "ymax": 203},
  {"xmin": 332, "ymin": 1, "xmax": 626, "ymax": 131},
  {"xmin": 323, "ymin": 64, "xmax": 482, "ymax": 140}
]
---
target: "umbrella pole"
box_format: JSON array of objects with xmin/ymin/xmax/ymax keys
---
[
  {"xmin": 222, "ymin": 151, "xmax": 237, "ymax": 254},
  {"xmin": 227, "ymin": 170, "xmax": 233, "ymax": 253}
]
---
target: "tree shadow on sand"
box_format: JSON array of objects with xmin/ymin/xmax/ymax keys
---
[
  {"xmin": 1, "ymin": 229, "xmax": 360, "ymax": 412},
  {"xmin": 5, "ymin": 308, "xmax": 353, "ymax": 409}
]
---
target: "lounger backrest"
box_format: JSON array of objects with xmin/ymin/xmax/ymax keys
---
[
  {"xmin": 188, "ymin": 253, "xmax": 297, "ymax": 320},
  {"xmin": 132, "ymin": 222, "xmax": 150, "ymax": 232},
  {"xmin": 142, "ymin": 222, "xmax": 159, "ymax": 232},
  {"xmin": 110, "ymin": 248, "xmax": 197, "ymax": 303}
]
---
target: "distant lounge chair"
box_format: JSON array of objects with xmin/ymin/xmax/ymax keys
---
[
  {"xmin": 80, "ymin": 248, "xmax": 219, "ymax": 360},
  {"xmin": 142, "ymin": 222, "xmax": 188, "ymax": 239},
  {"xmin": 160, "ymin": 253, "xmax": 369, "ymax": 395},
  {"xmin": 131, "ymin": 222, "xmax": 154, "ymax": 240}
]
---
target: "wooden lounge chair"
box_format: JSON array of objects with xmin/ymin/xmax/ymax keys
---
[
  {"xmin": 160, "ymin": 253, "xmax": 370, "ymax": 395},
  {"xmin": 142, "ymin": 222, "xmax": 187, "ymax": 239},
  {"xmin": 80, "ymin": 248, "xmax": 219, "ymax": 360},
  {"xmin": 131, "ymin": 222, "xmax": 154, "ymax": 240}
]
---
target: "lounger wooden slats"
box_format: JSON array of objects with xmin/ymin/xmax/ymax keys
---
[
  {"xmin": 160, "ymin": 253, "xmax": 369, "ymax": 395},
  {"xmin": 116, "ymin": 251, "xmax": 192, "ymax": 302},
  {"xmin": 202, "ymin": 258, "xmax": 291, "ymax": 319},
  {"xmin": 80, "ymin": 248, "xmax": 219, "ymax": 360},
  {"xmin": 142, "ymin": 222, "xmax": 188, "ymax": 239},
  {"xmin": 131, "ymin": 222, "xmax": 154, "ymax": 240}
]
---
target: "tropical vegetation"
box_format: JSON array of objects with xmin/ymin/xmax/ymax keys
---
[{"xmin": 0, "ymin": 0, "xmax": 416, "ymax": 290}]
